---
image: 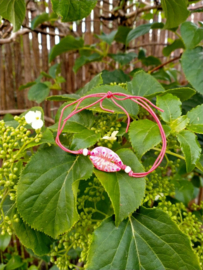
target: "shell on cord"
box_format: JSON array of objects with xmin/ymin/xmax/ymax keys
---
[{"xmin": 90, "ymin": 146, "xmax": 123, "ymax": 172}]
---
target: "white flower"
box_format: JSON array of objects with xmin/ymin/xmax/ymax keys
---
[
  {"xmin": 102, "ymin": 131, "xmax": 118, "ymax": 142},
  {"xmin": 25, "ymin": 110, "xmax": 43, "ymax": 129}
]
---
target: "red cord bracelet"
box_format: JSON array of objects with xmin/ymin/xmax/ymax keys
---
[{"xmin": 56, "ymin": 91, "xmax": 166, "ymax": 178}]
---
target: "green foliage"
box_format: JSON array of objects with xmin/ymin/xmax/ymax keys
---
[
  {"xmin": 161, "ymin": 0, "xmax": 190, "ymax": 29},
  {"xmin": 0, "ymin": 0, "xmax": 25, "ymax": 31},
  {"xmin": 51, "ymin": 0, "xmax": 97, "ymax": 22},
  {"xmin": 16, "ymin": 146, "xmax": 93, "ymax": 238},
  {"xmin": 49, "ymin": 36, "xmax": 84, "ymax": 62},
  {"xmin": 181, "ymin": 46, "xmax": 203, "ymax": 95},
  {"xmin": 129, "ymin": 119, "xmax": 171, "ymax": 158},
  {"xmin": 95, "ymin": 149, "xmax": 146, "ymax": 226},
  {"xmin": 180, "ymin": 21, "xmax": 203, "ymax": 49},
  {"xmin": 163, "ymin": 39, "xmax": 185, "ymax": 56},
  {"xmin": 28, "ymin": 82, "xmax": 50, "ymax": 104},
  {"xmin": 31, "ymin": 13, "xmax": 50, "ymax": 29},
  {"xmin": 187, "ymin": 104, "xmax": 203, "ymax": 133},
  {"xmin": 86, "ymin": 207, "xmax": 200, "ymax": 270},
  {"xmin": 127, "ymin": 70, "xmax": 165, "ymax": 97}
]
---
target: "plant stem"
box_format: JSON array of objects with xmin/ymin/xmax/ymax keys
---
[{"xmin": 153, "ymin": 147, "xmax": 185, "ymax": 160}]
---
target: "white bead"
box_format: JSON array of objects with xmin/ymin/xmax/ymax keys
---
[
  {"xmin": 125, "ymin": 166, "xmax": 131, "ymax": 173},
  {"xmin": 83, "ymin": 148, "xmax": 88, "ymax": 156}
]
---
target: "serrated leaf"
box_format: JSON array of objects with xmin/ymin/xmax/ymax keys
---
[
  {"xmin": 51, "ymin": 0, "xmax": 97, "ymax": 22},
  {"xmin": 86, "ymin": 207, "xmax": 200, "ymax": 270},
  {"xmin": 187, "ymin": 104, "xmax": 203, "ymax": 134},
  {"xmin": 79, "ymin": 85, "xmax": 139, "ymax": 117},
  {"xmin": 161, "ymin": 87, "xmax": 196, "ymax": 102},
  {"xmin": 177, "ymin": 130, "xmax": 201, "ymax": 172},
  {"xmin": 126, "ymin": 23, "xmax": 152, "ymax": 44},
  {"xmin": 182, "ymin": 93, "xmax": 203, "ymax": 114},
  {"xmin": 28, "ymin": 82, "xmax": 50, "ymax": 104},
  {"xmin": 49, "ymin": 35, "xmax": 84, "ymax": 62},
  {"xmin": 108, "ymin": 52, "xmax": 137, "ymax": 65},
  {"xmin": 181, "ymin": 47, "xmax": 203, "ymax": 95},
  {"xmin": 31, "ymin": 13, "xmax": 49, "ymax": 29},
  {"xmin": 129, "ymin": 119, "xmax": 171, "ymax": 158},
  {"xmin": 94, "ymin": 149, "xmax": 145, "ymax": 226},
  {"xmin": 13, "ymin": 215, "xmax": 53, "ymax": 256},
  {"xmin": 71, "ymin": 129, "xmax": 101, "ymax": 150},
  {"xmin": 0, "ymin": 0, "xmax": 26, "ymax": 31},
  {"xmin": 180, "ymin": 21, "xmax": 203, "ymax": 49},
  {"xmin": 157, "ymin": 93, "xmax": 182, "ymax": 123},
  {"xmin": 170, "ymin": 115, "xmax": 189, "ymax": 134},
  {"xmin": 163, "ymin": 39, "xmax": 185, "ymax": 56},
  {"xmin": 76, "ymin": 73, "xmax": 103, "ymax": 96},
  {"xmin": 96, "ymin": 30, "xmax": 117, "ymax": 45},
  {"xmin": 161, "ymin": 0, "xmax": 190, "ymax": 29},
  {"xmin": 16, "ymin": 146, "xmax": 94, "ymax": 238},
  {"xmin": 127, "ymin": 71, "xmax": 165, "ymax": 98}
]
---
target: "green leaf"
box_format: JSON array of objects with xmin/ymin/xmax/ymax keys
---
[
  {"xmin": 51, "ymin": 0, "xmax": 97, "ymax": 22},
  {"xmin": 161, "ymin": 87, "xmax": 196, "ymax": 102},
  {"xmin": 94, "ymin": 149, "xmax": 145, "ymax": 226},
  {"xmin": 73, "ymin": 53, "xmax": 102, "ymax": 73},
  {"xmin": 49, "ymin": 35, "xmax": 84, "ymax": 62},
  {"xmin": 0, "ymin": 233, "xmax": 11, "ymax": 251},
  {"xmin": 152, "ymin": 68, "xmax": 171, "ymax": 82},
  {"xmin": 5, "ymin": 255, "xmax": 24, "ymax": 270},
  {"xmin": 177, "ymin": 130, "xmax": 201, "ymax": 172},
  {"xmin": 47, "ymin": 93, "xmax": 80, "ymax": 101},
  {"xmin": 141, "ymin": 56, "xmax": 161, "ymax": 67},
  {"xmin": 86, "ymin": 207, "xmax": 200, "ymax": 270},
  {"xmin": 161, "ymin": 0, "xmax": 190, "ymax": 29},
  {"xmin": 13, "ymin": 215, "xmax": 53, "ymax": 256},
  {"xmin": 170, "ymin": 115, "xmax": 189, "ymax": 134},
  {"xmin": 187, "ymin": 104, "xmax": 203, "ymax": 134},
  {"xmin": 101, "ymin": 70, "xmax": 130, "ymax": 84},
  {"xmin": 127, "ymin": 71, "xmax": 165, "ymax": 98},
  {"xmin": 96, "ymin": 30, "xmax": 117, "ymax": 45},
  {"xmin": 157, "ymin": 93, "xmax": 182, "ymax": 123},
  {"xmin": 49, "ymin": 102, "xmax": 94, "ymax": 133},
  {"xmin": 108, "ymin": 52, "xmax": 137, "ymax": 65},
  {"xmin": 182, "ymin": 92, "xmax": 203, "ymax": 114},
  {"xmin": 163, "ymin": 39, "xmax": 185, "ymax": 56},
  {"xmin": 48, "ymin": 63, "xmax": 60, "ymax": 79},
  {"xmin": 16, "ymin": 146, "xmax": 93, "ymax": 238},
  {"xmin": 76, "ymin": 73, "xmax": 103, "ymax": 96},
  {"xmin": 172, "ymin": 180, "xmax": 195, "ymax": 205},
  {"xmin": 129, "ymin": 119, "xmax": 171, "ymax": 158},
  {"xmin": 71, "ymin": 129, "xmax": 101, "ymax": 150},
  {"xmin": 31, "ymin": 13, "xmax": 49, "ymax": 29},
  {"xmin": 0, "ymin": 264, "xmax": 6, "ymax": 270},
  {"xmin": 181, "ymin": 46, "xmax": 203, "ymax": 95},
  {"xmin": 114, "ymin": 26, "xmax": 131, "ymax": 44},
  {"xmin": 28, "ymin": 82, "xmax": 50, "ymax": 104},
  {"xmin": 28, "ymin": 266, "xmax": 39, "ymax": 270},
  {"xmin": 180, "ymin": 21, "xmax": 203, "ymax": 49},
  {"xmin": 126, "ymin": 23, "xmax": 152, "ymax": 44},
  {"xmin": 79, "ymin": 85, "xmax": 139, "ymax": 117},
  {"xmin": 19, "ymin": 81, "xmax": 36, "ymax": 90},
  {"xmin": 0, "ymin": 0, "xmax": 26, "ymax": 31}
]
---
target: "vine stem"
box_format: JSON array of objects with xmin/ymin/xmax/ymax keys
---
[
  {"xmin": 148, "ymin": 55, "xmax": 182, "ymax": 74},
  {"xmin": 153, "ymin": 147, "xmax": 185, "ymax": 160}
]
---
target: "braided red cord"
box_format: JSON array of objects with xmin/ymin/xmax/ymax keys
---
[{"xmin": 56, "ymin": 91, "xmax": 166, "ymax": 178}]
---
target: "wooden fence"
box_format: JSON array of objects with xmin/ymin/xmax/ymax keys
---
[{"xmin": 0, "ymin": 0, "xmax": 203, "ymax": 119}]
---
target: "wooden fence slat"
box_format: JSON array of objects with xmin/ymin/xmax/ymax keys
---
[
  {"xmin": 14, "ymin": 37, "xmax": 25, "ymax": 109},
  {"xmin": 5, "ymin": 43, "xmax": 15, "ymax": 109}
]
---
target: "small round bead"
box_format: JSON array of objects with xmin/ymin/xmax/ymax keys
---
[
  {"xmin": 125, "ymin": 166, "xmax": 131, "ymax": 173},
  {"xmin": 83, "ymin": 148, "xmax": 88, "ymax": 156}
]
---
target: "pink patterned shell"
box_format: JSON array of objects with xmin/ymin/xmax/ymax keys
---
[{"xmin": 90, "ymin": 147, "xmax": 123, "ymax": 172}]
